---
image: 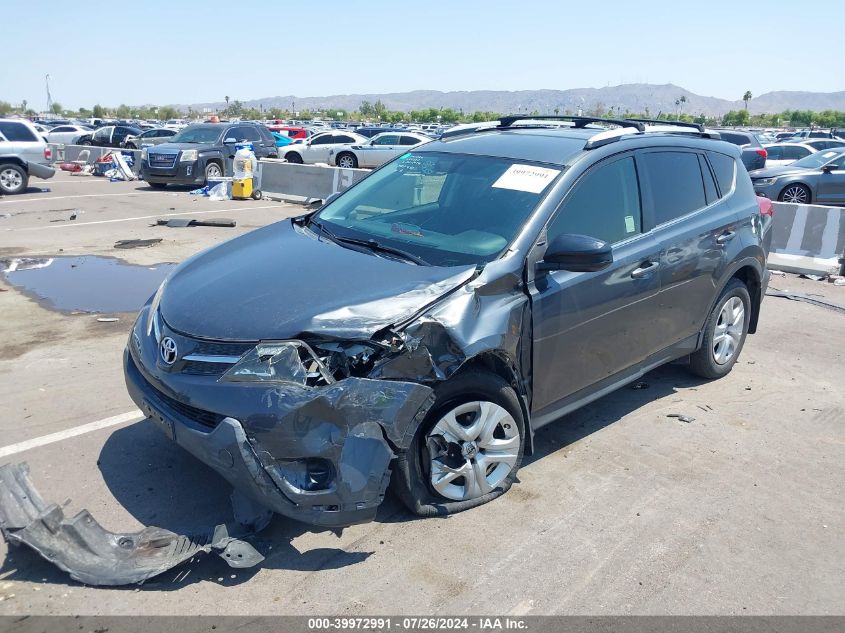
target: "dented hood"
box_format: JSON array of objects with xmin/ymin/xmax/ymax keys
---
[{"xmin": 160, "ymin": 221, "xmax": 475, "ymax": 340}]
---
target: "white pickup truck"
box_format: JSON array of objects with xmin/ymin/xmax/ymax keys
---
[{"xmin": 0, "ymin": 118, "xmax": 56, "ymax": 194}]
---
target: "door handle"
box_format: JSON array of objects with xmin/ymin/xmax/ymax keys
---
[
  {"xmin": 631, "ymin": 260, "xmax": 660, "ymax": 279},
  {"xmin": 716, "ymin": 230, "xmax": 736, "ymax": 245}
]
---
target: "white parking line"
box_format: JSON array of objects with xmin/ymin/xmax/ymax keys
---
[
  {"xmin": 0, "ymin": 192, "xmax": 144, "ymax": 205},
  {"xmin": 6, "ymin": 204, "xmax": 281, "ymax": 231},
  {"xmin": 0, "ymin": 410, "xmax": 144, "ymax": 458}
]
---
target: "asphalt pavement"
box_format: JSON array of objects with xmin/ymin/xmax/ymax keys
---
[{"xmin": 0, "ymin": 177, "xmax": 842, "ymax": 615}]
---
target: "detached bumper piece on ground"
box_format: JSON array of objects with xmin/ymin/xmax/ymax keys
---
[{"xmin": 0, "ymin": 462, "xmax": 264, "ymax": 586}]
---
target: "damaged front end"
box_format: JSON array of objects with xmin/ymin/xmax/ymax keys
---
[
  {"xmin": 0, "ymin": 463, "xmax": 263, "ymax": 586},
  {"xmin": 125, "ymin": 308, "xmax": 436, "ymax": 527}
]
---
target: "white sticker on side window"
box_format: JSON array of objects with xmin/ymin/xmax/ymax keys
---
[
  {"xmin": 625, "ymin": 216, "xmax": 636, "ymax": 233},
  {"xmin": 492, "ymin": 164, "xmax": 561, "ymax": 193}
]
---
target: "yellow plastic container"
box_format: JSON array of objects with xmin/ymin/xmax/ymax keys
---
[{"xmin": 232, "ymin": 178, "xmax": 253, "ymax": 199}]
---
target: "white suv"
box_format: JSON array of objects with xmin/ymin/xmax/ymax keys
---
[{"xmin": 0, "ymin": 119, "xmax": 56, "ymax": 194}]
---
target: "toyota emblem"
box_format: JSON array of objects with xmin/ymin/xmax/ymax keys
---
[{"xmin": 159, "ymin": 337, "xmax": 178, "ymax": 365}]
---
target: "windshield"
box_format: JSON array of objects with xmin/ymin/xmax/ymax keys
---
[
  {"xmin": 313, "ymin": 151, "xmax": 562, "ymax": 267},
  {"xmin": 170, "ymin": 126, "xmax": 222, "ymax": 144},
  {"xmin": 791, "ymin": 150, "xmax": 845, "ymax": 169}
]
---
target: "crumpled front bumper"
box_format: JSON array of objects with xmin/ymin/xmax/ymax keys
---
[
  {"xmin": 0, "ymin": 462, "xmax": 263, "ymax": 586},
  {"xmin": 124, "ymin": 322, "xmax": 435, "ymax": 527}
]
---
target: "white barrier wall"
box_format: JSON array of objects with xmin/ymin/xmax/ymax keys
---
[
  {"xmin": 257, "ymin": 160, "xmax": 369, "ymax": 202},
  {"xmin": 769, "ymin": 202, "xmax": 845, "ymax": 274}
]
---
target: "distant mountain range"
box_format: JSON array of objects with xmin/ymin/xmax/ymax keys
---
[{"xmin": 183, "ymin": 83, "xmax": 845, "ymax": 117}]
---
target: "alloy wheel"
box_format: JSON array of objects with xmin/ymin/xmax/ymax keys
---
[
  {"xmin": 782, "ymin": 186, "xmax": 809, "ymax": 204},
  {"xmin": 0, "ymin": 168, "xmax": 23, "ymax": 191},
  {"xmin": 426, "ymin": 401, "xmax": 520, "ymax": 501},
  {"xmin": 338, "ymin": 155, "xmax": 355, "ymax": 168},
  {"xmin": 206, "ymin": 164, "xmax": 222, "ymax": 178},
  {"xmin": 712, "ymin": 296, "xmax": 745, "ymax": 365}
]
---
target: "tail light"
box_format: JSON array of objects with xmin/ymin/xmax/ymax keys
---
[
  {"xmin": 44, "ymin": 146, "xmax": 52, "ymax": 161},
  {"xmin": 756, "ymin": 195, "xmax": 774, "ymax": 217},
  {"xmin": 755, "ymin": 148, "xmax": 768, "ymax": 159}
]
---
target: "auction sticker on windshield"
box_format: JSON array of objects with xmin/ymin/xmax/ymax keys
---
[{"xmin": 492, "ymin": 164, "xmax": 560, "ymax": 193}]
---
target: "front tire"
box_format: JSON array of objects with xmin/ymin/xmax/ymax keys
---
[
  {"xmin": 0, "ymin": 164, "xmax": 28, "ymax": 195},
  {"xmin": 204, "ymin": 161, "xmax": 223, "ymax": 184},
  {"xmin": 284, "ymin": 152, "xmax": 303, "ymax": 164},
  {"xmin": 124, "ymin": 143, "xmax": 137, "ymax": 150},
  {"xmin": 148, "ymin": 182, "xmax": 167, "ymax": 190},
  {"xmin": 779, "ymin": 183, "xmax": 811, "ymax": 204},
  {"xmin": 392, "ymin": 370, "xmax": 525, "ymax": 517},
  {"xmin": 688, "ymin": 279, "xmax": 751, "ymax": 379}
]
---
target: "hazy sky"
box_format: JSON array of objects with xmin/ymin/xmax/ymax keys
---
[{"xmin": 5, "ymin": 0, "xmax": 842, "ymax": 110}]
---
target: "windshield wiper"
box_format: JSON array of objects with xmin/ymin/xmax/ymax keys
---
[
  {"xmin": 308, "ymin": 218, "xmax": 339, "ymax": 243},
  {"xmin": 334, "ymin": 236, "xmax": 429, "ymax": 266}
]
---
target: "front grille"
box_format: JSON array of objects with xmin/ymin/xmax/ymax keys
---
[
  {"xmin": 149, "ymin": 153, "xmax": 177, "ymax": 167},
  {"xmin": 182, "ymin": 360, "xmax": 236, "ymax": 376},
  {"xmin": 192, "ymin": 341, "xmax": 254, "ymax": 356},
  {"xmin": 137, "ymin": 365, "xmax": 224, "ymax": 430}
]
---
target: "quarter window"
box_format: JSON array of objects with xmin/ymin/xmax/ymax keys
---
[
  {"xmin": 640, "ymin": 151, "xmax": 706, "ymax": 225},
  {"xmin": 399, "ymin": 136, "xmax": 421, "ymax": 146},
  {"xmin": 707, "ymin": 152, "xmax": 736, "ymax": 197},
  {"xmin": 547, "ymin": 156, "xmax": 642, "ymax": 245}
]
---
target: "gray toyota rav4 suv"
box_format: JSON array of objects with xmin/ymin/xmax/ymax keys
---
[{"xmin": 125, "ymin": 116, "xmax": 771, "ymax": 527}]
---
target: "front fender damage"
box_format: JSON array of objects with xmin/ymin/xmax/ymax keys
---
[{"xmin": 0, "ymin": 463, "xmax": 263, "ymax": 586}]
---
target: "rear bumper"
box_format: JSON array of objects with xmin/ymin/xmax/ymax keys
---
[
  {"xmin": 28, "ymin": 162, "xmax": 55, "ymax": 180},
  {"xmin": 123, "ymin": 309, "xmax": 435, "ymax": 527}
]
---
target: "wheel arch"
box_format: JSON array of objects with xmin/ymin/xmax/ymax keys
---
[
  {"xmin": 0, "ymin": 157, "xmax": 27, "ymax": 170},
  {"xmin": 703, "ymin": 257, "xmax": 764, "ymax": 341}
]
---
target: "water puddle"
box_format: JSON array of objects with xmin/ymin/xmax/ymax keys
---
[{"xmin": 1, "ymin": 256, "xmax": 177, "ymax": 313}]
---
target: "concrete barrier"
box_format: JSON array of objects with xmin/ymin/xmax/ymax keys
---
[
  {"xmin": 50, "ymin": 144, "xmax": 142, "ymax": 175},
  {"xmin": 768, "ymin": 201, "xmax": 845, "ymax": 275},
  {"xmin": 257, "ymin": 160, "xmax": 369, "ymax": 202}
]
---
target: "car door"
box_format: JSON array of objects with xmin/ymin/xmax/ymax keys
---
[
  {"xmin": 112, "ymin": 126, "xmax": 131, "ymax": 147},
  {"xmin": 529, "ymin": 154, "xmax": 664, "ymax": 415},
  {"xmin": 815, "ymin": 152, "xmax": 845, "ymax": 204},
  {"xmin": 302, "ymin": 132, "xmax": 335, "ymax": 163},
  {"xmin": 91, "ymin": 126, "xmax": 112, "ymax": 147},
  {"xmin": 363, "ymin": 134, "xmax": 399, "ymax": 168},
  {"xmin": 641, "ymin": 149, "xmax": 745, "ymax": 348},
  {"xmin": 241, "ymin": 126, "xmax": 270, "ymax": 158}
]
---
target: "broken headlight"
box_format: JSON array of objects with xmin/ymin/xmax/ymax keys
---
[{"xmin": 220, "ymin": 341, "xmax": 333, "ymax": 386}]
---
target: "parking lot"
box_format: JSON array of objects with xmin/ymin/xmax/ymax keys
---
[{"xmin": 0, "ymin": 177, "xmax": 843, "ymax": 616}]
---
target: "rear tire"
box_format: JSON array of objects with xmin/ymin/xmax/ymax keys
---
[
  {"xmin": 688, "ymin": 279, "xmax": 751, "ymax": 379},
  {"xmin": 336, "ymin": 152, "xmax": 358, "ymax": 169},
  {"xmin": 148, "ymin": 182, "xmax": 167, "ymax": 190},
  {"xmin": 392, "ymin": 370, "xmax": 525, "ymax": 517},
  {"xmin": 79, "ymin": 139, "xmax": 92, "ymax": 146},
  {"xmin": 124, "ymin": 143, "xmax": 137, "ymax": 150},
  {"xmin": 0, "ymin": 163, "xmax": 28, "ymax": 195},
  {"xmin": 284, "ymin": 152, "xmax": 303, "ymax": 164}
]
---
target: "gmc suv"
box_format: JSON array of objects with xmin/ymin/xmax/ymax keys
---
[
  {"xmin": 125, "ymin": 115, "xmax": 771, "ymax": 527},
  {"xmin": 140, "ymin": 122, "xmax": 278, "ymax": 188}
]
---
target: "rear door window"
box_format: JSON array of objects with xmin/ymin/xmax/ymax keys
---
[
  {"xmin": 399, "ymin": 135, "xmax": 422, "ymax": 145},
  {"xmin": 640, "ymin": 151, "xmax": 707, "ymax": 225},
  {"xmin": 547, "ymin": 156, "xmax": 642, "ymax": 244},
  {"xmin": 783, "ymin": 145, "xmax": 812, "ymax": 160},
  {"xmin": 0, "ymin": 121, "xmax": 38, "ymax": 142}
]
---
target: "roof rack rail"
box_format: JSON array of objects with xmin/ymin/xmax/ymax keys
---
[
  {"xmin": 625, "ymin": 118, "xmax": 706, "ymax": 133},
  {"xmin": 498, "ymin": 114, "xmax": 645, "ymax": 132}
]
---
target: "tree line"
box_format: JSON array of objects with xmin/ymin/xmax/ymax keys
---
[{"xmin": 1, "ymin": 98, "xmax": 843, "ymax": 129}]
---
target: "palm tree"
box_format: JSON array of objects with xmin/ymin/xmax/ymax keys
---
[
  {"xmin": 224, "ymin": 95, "xmax": 230, "ymax": 116},
  {"xmin": 743, "ymin": 91, "xmax": 752, "ymax": 111}
]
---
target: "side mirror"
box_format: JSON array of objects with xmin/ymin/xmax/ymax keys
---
[
  {"xmin": 537, "ymin": 233, "xmax": 613, "ymax": 273},
  {"xmin": 323, "ymin": 192, "xmax": 341, "ymax": 205},
  {"xmin": 821, "ymin": 164, "xmax": 836, "ymax": 173},
  {"xmin": 224, "ymin": 137, "xmax": 236, "ymax": 144}
]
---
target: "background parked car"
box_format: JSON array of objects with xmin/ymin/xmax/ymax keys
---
[
  {"xmin": 271, "ymin": 131, "xmax": 295, "ymax": 148},
  {"xmin": 712, "ymin": 130, "xmax": 767, "ymax": 171},
  {"xmin": 354, "ymin": 126, "xmax": 412, "ymax": 138},
  {"xmin": 76, "ymin": 125, "xmax": 142, "ymax": 148},
  {"xmin": 0, "ymin": 118, "xmax": 55, "ymax": 194},
  {"xmin": 763, "ymin": 143, "xmax": 816, "ymax": 167},
  {"xmin": 783, "ymin": 129, "xmax": 841, "ymax": 141},
  {"xmin": 800, "ymin": 138, "xmax": 845, "ymax": 151},
  {"xmin": 329, "ymin": 131, "xmax": 430, "ymax": 168},
  {"xmin": 281, "ymin": 131, "xmax": 368, "ymax": 164},
  {"xmin": 46, "ymin": 124, "xmax": 93, "ymax": 145},
  {"xmin": 268, "ymin": 125, "xmax": 309, "ymax": 139},
  {"xmin": 750, "ymin": 147, "xmax": 845, "ymax": 204},
  {"xmin": 124, "ymin": 128, "xmax": 177, "ymax": 149}
]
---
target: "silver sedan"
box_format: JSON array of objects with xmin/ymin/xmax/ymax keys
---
[{"xmin": 329, "ymin": 132, "xmax": 430, "ymax": 169}]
